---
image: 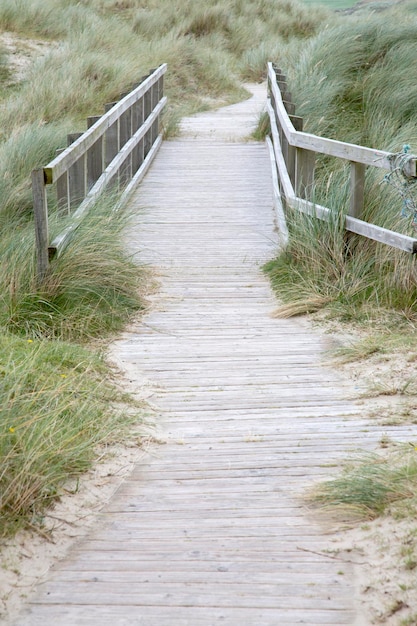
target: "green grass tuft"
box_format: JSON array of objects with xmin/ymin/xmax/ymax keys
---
[
  {"xmin": 0, "ymin": 333, "xmax": 145, "ymax": 538},
  {"xmin": 311, "ymin": 447, "xmax": 417, "ymax": 520},
  {"xmin": 0, "ymin": 194, "xmax": 147, "ymax": 341}
]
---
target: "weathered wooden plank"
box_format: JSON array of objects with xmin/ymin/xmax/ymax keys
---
[
  {"xmin": 265, "ymin": 135, "xmax": 289, "ymax": 244},
  {"xmin": 53, "ymin": 569, "xmax": 352, "ymax": 586},
  {"xmin": 68, "ymin": 546, "xmax": 344, "ymax": 561},
  {"xmin": 349, "ymin": 161, "xmax": 365, "ymax": 218},
  {"xmin": 56, "ymin": 553, "xmax": 345, "ymax": 569},
  {"xmin": 266, "ymin": 100, "xmax": 295, "ymax": 201},
  {"xmin": 15, "ymin": 605, "xmax": 356, "ymax": 626},
  {"xmin": 87, "ymin": 116, "xmax": 103, "ymax": 190},
  {"xmin": 31, "ymin": 586, "xmax": 352, "ymax": 609},
  {"xmin": 295, "ymin": 147, "xmax": 316, "ymax": 199},
  {"xmin": 67, "ymin": 133, "xmax": 86, "ymax": 210}
]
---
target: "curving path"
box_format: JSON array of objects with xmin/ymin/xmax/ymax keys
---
[{"xmin": 13, "ymin": 84, "xmax": 406, "ymax": 626}]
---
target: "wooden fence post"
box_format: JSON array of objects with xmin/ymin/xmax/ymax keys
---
[
  {"xmin": 345, "ymin": 161, "xmax": 366, "ymax": 253},
  {"xmin": 349, "ymin": 161, "xmax": 365, "ymax": 218},
  {"xmin": 32, "ymin": 169, "xmax": 49, "ymax": 281},
  {"xmin": 144, "ymin": 88, "xmax": 152, "ymax": 157},
  {"xmin": 119, "ymin": 106, "xmax": 133, "ymax": 185},
  {"xmin": 119, "ymin": 108, "xmax": 132, "ymax": 148},
  {"xmin": 87, "ymin": 115, "xmax": 103, "ymax": 191},
  {"xmin": 67, "ymin": 132, "xmax": 86, "ymax": 211},
  {"xmin": 283, "ymin": 99, "xmax": 295, "ymax": 115},
  {"xmin": 104, "ymin": 102, "xmax": 119, "ymax": 168},
  {"xmin": 296, "ymin": 149, "xmax": 316, "ymax": 199},
  {"xmin": 132, "ymin": 97, "xmax": 144, "ymax": 175},
  {"xmin": 151, "ymin": 80, "xmax": 159, "ymax": 144},
  {"xmin": 55, "ymin": 149, "xmax": 68, "ymax": 216},
  {"xmin": 287, "ymin": 116, "xmax": 303, "ymax": 188}
]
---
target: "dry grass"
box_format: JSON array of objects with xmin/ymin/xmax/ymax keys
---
[{"xmin": 310, "ymin": 446, "xmax": 417, "ymax": 521}]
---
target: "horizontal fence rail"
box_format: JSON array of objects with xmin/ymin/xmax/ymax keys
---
[
  {"xmin": 32, "ymin": 64, "xmax": 167, "ymax": 279},
  {"xmin": 266, "ymin": 62, "xmax": 417, "ymax": 254}
]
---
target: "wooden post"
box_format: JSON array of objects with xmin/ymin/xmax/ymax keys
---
[
  {"xmin": 158, "ymin": 74, "xmax": 164, "ymax": 102},
  {"xmin": 55, "ymin": 148, "xmax": 69, "ymax": 216},
  {"xmin": 277, "ymin": 79, "xmax": 287, "ymax": 94},
  {"xmin": 283, "ymin": 100, "xmax": 295, "ymax": 115},
  {"xmin": 144, "ymin": 88, "xmax": 152, "ymax": 157},
  {"xmin": 349, "ymin": 161, "xmax": 365, "ymax": 218},
  {"xmin": 151, "ymin": 81, "xmax": 160, "ymax": 143},
  {"xmin": 119, "ymin": 107, "xmax": 133, "ymax": 184},
  {"xmin": 281, "ymin": 130, "xmax": 289, "ymax": 171},
  {"xmin": 119, "ymin": 108, "xmax": 132, "ymax": 148},
  {"xmin": 345, "ymin": 161, "xmax": 366, "ymax": 253},
  {"xmin": 287, "ymin": 116, "xmax": 303, "ymax": 188},
  {"xmin": 132, "ymin": 97, "xmax": 144, "ymax": 133},
  {"xmin": 104, "ymin": 102, "xmax": 119, "ymax": 167},
  {"xmin": 296, "ymin": 148, "xmax": 316, "ymax": 199},
  {"xmin": 132, "ymin": 96, "xmax": 144, "ymax": 175},
  {"xmin": 87, "ymin": 116, "xmax": 103, "ymax": 191},
  {"xmin": 67, "ymin": 133, "xmax": 86, "ymax": 211},
  {"xmin": 32, "ymin": 169, "xmax": 49, "ymax": 281}
]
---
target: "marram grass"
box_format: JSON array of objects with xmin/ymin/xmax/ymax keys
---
[
  {"xmin": 266, "ymin": 2, "xmax": 417, "ymax": 323},
  {"xmin": 0, "ymin": 194, "xmax": 147, "ymax": 341},
  {"xmin": 0, "ymin": 333, "xmax": 146, "ymax": 538},
  {"xmin": 311, "ymin": 447, "xmax": 417, "ymax": 520}
]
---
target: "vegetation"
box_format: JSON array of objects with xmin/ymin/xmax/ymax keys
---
[
  {"xmin": 1, "ymin": 196, "xmax": 146, "ymax": 341},
  {"xmin": 266, "ymin": 0, "xmax": 417, "ymax": 326},
  {"xmin": 0, "ymin": 334, "xmax": 145, "ymax": 538},
  {"xmin": 0, "ymin": 194, "xmax": 148, "ymax": 537},
  {"xmin": 311, "ymin": 446, "xmax": 417, "ymax": 520}
]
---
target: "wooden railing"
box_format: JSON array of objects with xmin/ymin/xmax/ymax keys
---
[
  {"xmin": 266, "ymin": 62, "xmax": 417, "ymax": 253},
  {"xmin": 32, "ymin": 64, "xmax": 167, "ymax": 279}
]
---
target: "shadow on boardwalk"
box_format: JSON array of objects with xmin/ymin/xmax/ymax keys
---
[{"xmin": 12, "ymin": 84, "xmax": 405, "ymax": 626}]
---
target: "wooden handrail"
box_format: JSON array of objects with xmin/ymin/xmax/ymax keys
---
[
  {"xmin": 32, "ymin": 64, "xmax": 167, "ymax": 280},
  {"xmin": 267, "ymin": 62, "xmax": 417, "ymax": 254}
]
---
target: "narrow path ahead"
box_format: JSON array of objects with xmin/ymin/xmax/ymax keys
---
[{"xmin": 14, "ymin": 86, "xmax": 395, "ymax": 626}]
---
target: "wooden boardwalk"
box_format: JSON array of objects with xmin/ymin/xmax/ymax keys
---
[{"xmin": 13, "ymin": 86, "xmax": 404, "ymax": 626}]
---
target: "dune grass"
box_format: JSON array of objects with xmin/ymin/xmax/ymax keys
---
[
  {"xmin": 0, "ymin": 193, "xmax": 148, "ymax": 535},
  {"xmin": 311, "ymin": 446, "xmax": 417, "ymax": 520},
  {"xmin": 266, "ymin": 1, "xmax": 417, "ymax": 327},
  {"xmin": 1, "ymin": 197, "xmax": 147, "ymax": 341},
  {"xmin": 0, "ymin": 333, "xmax": 145, "ymax": 539}
]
